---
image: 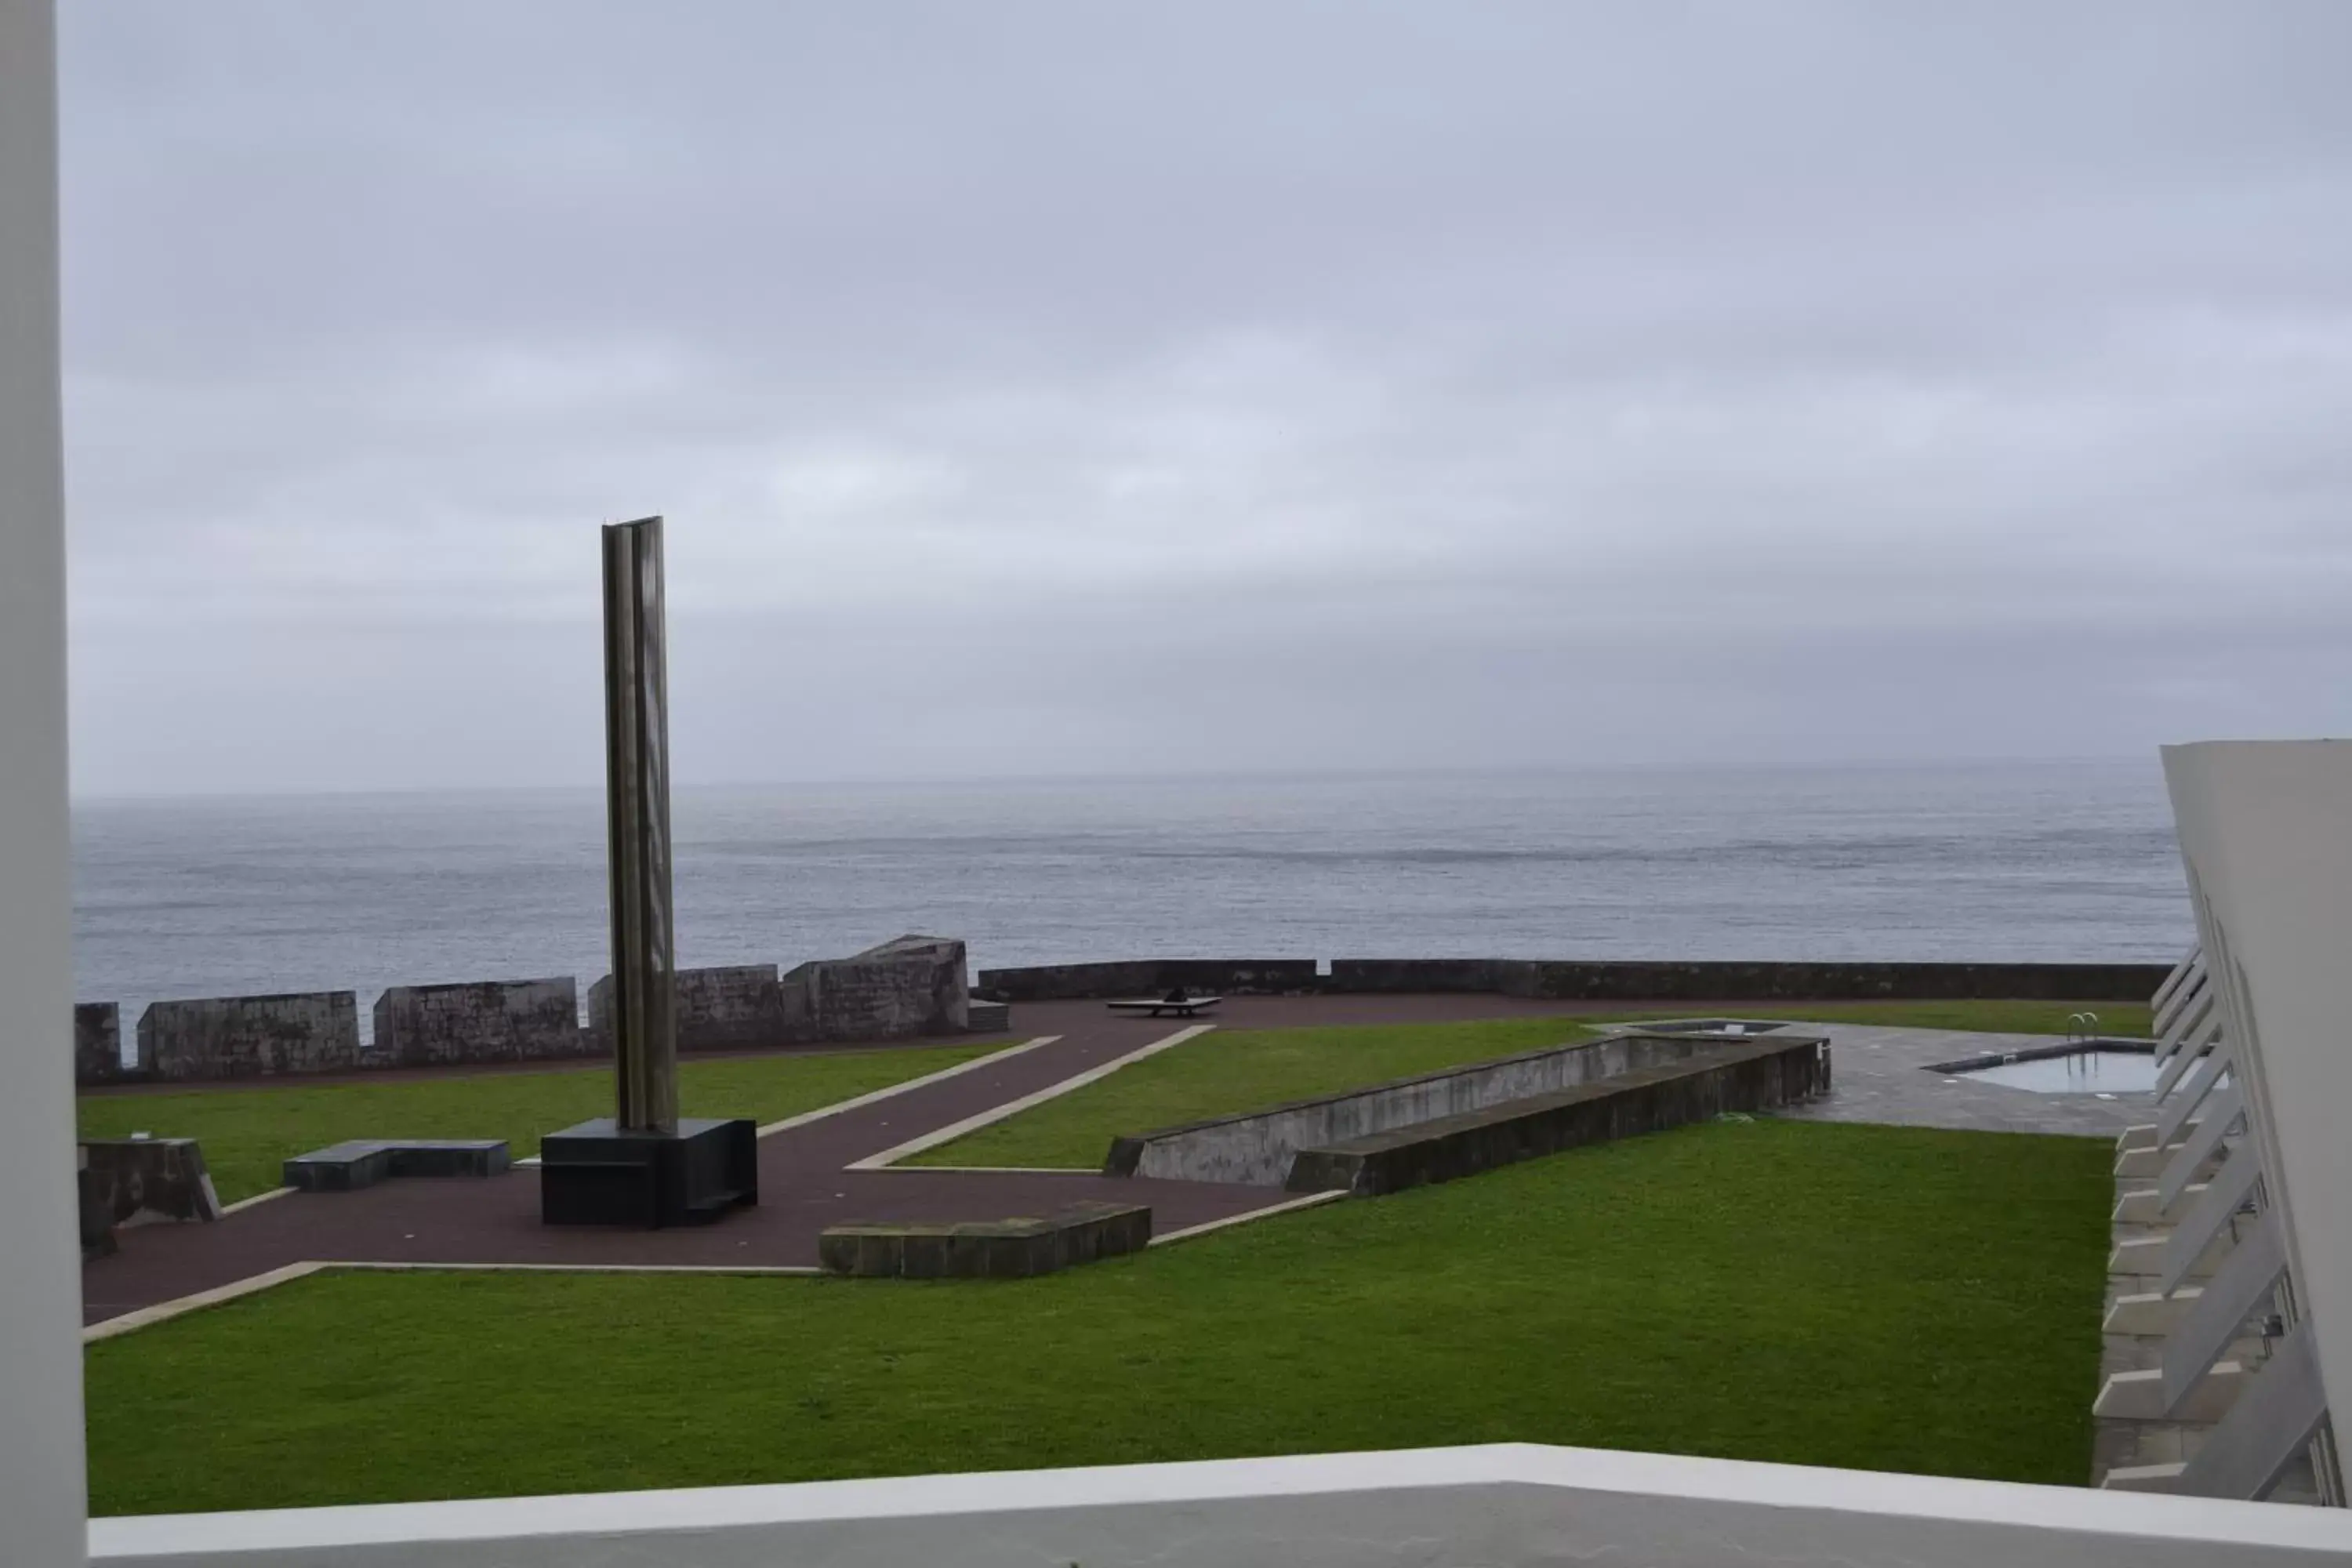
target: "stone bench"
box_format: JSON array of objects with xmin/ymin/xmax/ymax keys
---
[
  {"xmin": 1284, "ymin": 1033, "xmax": 1831, "ymax": 1197},
  {"xmin": 818, "ymin": 1200, "xmax": 1151, "ymax": 1279},
  {"xmin": 282, "ymin": 1139, "xmax": 511, "ymax": 1192},
  {"xmin": 966, "ymin": 997, "xmax": 1012, "ymax": 1033}
]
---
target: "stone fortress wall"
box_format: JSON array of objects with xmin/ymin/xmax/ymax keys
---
[
  {"xmin": 78, "ymin": 946, "xmax": 2168, "ymax": 1087},
  {"xmin": 81, "ymin": 935, "xmax": 976, "ymax": 1086},
  {"xmin": 976, "ymin": 956, "xmax": 2172, "ymax": 1003}
]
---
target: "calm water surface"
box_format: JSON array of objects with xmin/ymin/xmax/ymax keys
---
[{"xmin": 74, "ymin": 760, "xmax": 2191, "ymax": 1043}]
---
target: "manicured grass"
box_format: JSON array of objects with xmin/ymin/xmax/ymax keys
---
[
  {"xmin": 77, "ymin": 1043, "xmax": 995, "ymax": 1204},
  {"xmin": 84, "ymin": 1118, "xmax": 2113, "ymax": 1515},
  {"xmin": 913, "ymin": 1000, "xmax": 2151, "ymax": 1170}
]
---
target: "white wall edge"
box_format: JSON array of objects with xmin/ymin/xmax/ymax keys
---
[{"xmin": 89, "ymin": 1442, "xmax": 2352, "ymax": 1559}]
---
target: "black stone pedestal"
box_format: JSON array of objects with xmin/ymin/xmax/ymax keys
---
[{"xmin": 539, "ymin": 1116, "xmax": 758, "ymax": 1228}]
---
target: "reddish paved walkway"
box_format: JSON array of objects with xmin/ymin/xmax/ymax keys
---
[{"xmin": 82, "ymin": 993, "xmax": 1625, "ymax": 1327}]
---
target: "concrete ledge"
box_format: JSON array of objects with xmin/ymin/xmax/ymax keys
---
[
  {"xmin": 2115, "ymin": 1139, "xmax": 2190, "ymax": 1179},
  {"xmin": 2104, "ymin": 1288, "xmax": 2202, "ymax": 1337},
  {"xmin": 2110, "ymin": 1232, "xmax": 2228, "ymax": 1284},
  {"xmin": 966, "ymin": 998, "xmax": 1012, "ymax": 1033},
  {"xmin": 2101, "ymin": 1461, "xmax": 2191, "ymax": 1492},
  {"xmin": 2094, "ymin": 1363, "xmax": 2245, "ymax": 1424},
  {"xmin": 2114, "ymin": 1120, "xmax": 2205, "ymax": 1154},
  {"xmin": 2114, "ymin": 1184, "xmax": 2210, "ymax": 1226},
  {"xmin": 818, "ymin": 1201, "xmax": 1151, "ymax": 1279},
  {"xmin": 281, "ymin": 1140, "xmax": 511, "ymax": 1192},
  {"xmin": 1285, "ymin": 1034, "xmax": 1831, "ymax": 1197},
  {"xmin": 1105, "ymin": 1025, "xmax": 1775, "ymax": 1187}
]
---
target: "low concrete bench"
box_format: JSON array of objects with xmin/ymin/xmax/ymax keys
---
[
  {"xmin": 966, "ymin": 997, "xmax": 1013, "ymax": 1033},
  {"xmin": 282, "ymin": 1138, "xmax": 510, "ymax": 1192},
  {"xmin": 818, "ymin": 1200, "xmax": 1151, "ymax": 1279},
  {"xmin": 1285, "ymin": 1033, "xmax": 1831, "ymax": 1197}
]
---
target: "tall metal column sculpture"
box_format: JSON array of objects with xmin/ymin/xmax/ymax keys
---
[
  {"xmin": 540, "ymin": 517, "xmax": 757, "ymax": 1228},
  {"xmin": 601, "ymin": 516, "xmax": 679, "ymax": 1134}
]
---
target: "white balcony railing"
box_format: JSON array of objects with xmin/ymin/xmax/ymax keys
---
[{"xmin": 84, "ymin": 1443, "xmax": 2352, "ymax": 1567}]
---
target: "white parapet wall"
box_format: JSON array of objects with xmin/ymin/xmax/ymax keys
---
[
  {"xmin": 0, "ymin": 3, "xmax": 89, "ymax": 1566},
  {"xmin": 84, "ymin": 1444, "xmax": 2352, "ymax": 1566},
  {"xmin": 2154, "ymin": 740, "xmax": 2352, "ymax": 1499}
]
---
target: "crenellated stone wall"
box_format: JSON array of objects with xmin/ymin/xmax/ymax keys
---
[
  {"xmin": 784, "ymin": 935, "xmax": 970, "ymax": 1041},
  {"xmin": 374, "ymin": 977, "xmax": 587, "ymax": 1068},
  {"xmin": 138, "ymin": 992, "xmax": 361, "ymax": 1080},
  {"xmin": 1328, "ymin": 958, "xmax": 2173, "ymax": 1001},
  {"xmin": 589, "ymin": 964, "xmax": 789, "ymax": 1052},
  {"xmin": 977, "ymin": 956, "xmax": 2172, "ymax": 1003},
  {"xmin": 972, "ymin": 959, "xmax": 1316, "ymax": 1002},
  {"xmin": 74, "ymin": 1001, "xmax": 126, "ymax": 1085}
]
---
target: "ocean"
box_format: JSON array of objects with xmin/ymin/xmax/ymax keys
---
[{"xmin": 73, "ymin": 760, "xmax": 2191, "ymax": 1044}]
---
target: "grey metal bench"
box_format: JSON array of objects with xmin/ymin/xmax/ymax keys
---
[{"xmin": 1106, "ymin": 996, "xmax": 1221, "ymax": 1018}]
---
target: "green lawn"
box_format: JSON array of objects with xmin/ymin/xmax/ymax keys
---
[
  {"xmin": 85, "ymin": 1118, "xmax": 2113, "ymax": 1515},
  {"xmin": 913, "ymin": 999, "xmax": 2151, "ymax": 1170},
  {"xmin": 78, "ymin": 1042, "xmax": 996, "ymax": 1204}
]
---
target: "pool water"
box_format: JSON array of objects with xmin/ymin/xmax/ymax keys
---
[{"xmin": 1956, "ymin": 1049, "xmax": 2162, "ymax": 1094}]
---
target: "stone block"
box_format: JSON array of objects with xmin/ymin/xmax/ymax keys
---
[
  {"xmin": 282, "ymin": 1138, "xmax": 510, "ymax": 1192},
  {"xmin": 139, "ymin": 992, "xmax": 361, "ymax": 1080},
  {"xmin": 966, "ymin": 997, "xmax": 1012, "ymax": 1033},
  {"xmin": 590, "ymin": 964, "xmax": 786, "ymax": 1052},
  {"xmin": 78, "ymin": 1153, "xmax": 116, "ymax": 1258},
  {"xmin": 74, "ymin": 1001, "xmax": 128, "ymax": 1084},
  {"xmin": 539, "ymin": 1116, "xmax": 758, "ymax": 1228},
  {"xmin": 785, "ymin": 935, "xmax": 970, "ymax": 1043},
  {"xmin": 818, "ymin": 1201, "xmax": 1151, "ymax": 1279},
  {"xmin": 374, "ymin": 976, "xmax": 586, "ymax": 1067},
  {"xmin": 80, "ymin": 1137, "xmax": 223, "ymax": 1225}
]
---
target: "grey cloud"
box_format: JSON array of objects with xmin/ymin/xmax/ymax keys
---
[{"xmin": 59, "ymin": 0, "xmax": 2352, "ymax": 794}]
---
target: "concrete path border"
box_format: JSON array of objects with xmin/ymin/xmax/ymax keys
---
[{"xmin": 845, "ymin": 1024, "xmax": 1214, "ymax": 1171}]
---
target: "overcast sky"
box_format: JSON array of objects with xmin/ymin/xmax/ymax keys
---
[{"xmin": 59, "ymin": 2, "xmax": 2352, "ymax": 795}]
